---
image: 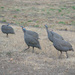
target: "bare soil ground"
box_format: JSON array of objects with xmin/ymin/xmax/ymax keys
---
[{"xmin": 0, "ymin": 0, "xmax": 75, "ymax": 75}]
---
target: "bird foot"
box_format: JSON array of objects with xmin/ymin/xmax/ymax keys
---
[
  {"xmin": 32, "ymin": 49, "xmax": 34, "ymax": 53},
  {"xmin": 58, "ymin": 55, "xmax": 62, "ymax": 59},
  {"xmin": 21, "ymin": 49, "xmax": 28, "ymax": 52}
]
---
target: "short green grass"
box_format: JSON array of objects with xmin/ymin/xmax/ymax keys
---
[
  {"xmin": 58, "ymin": 9, "xmax": 62, "ymax": 13},
  {"xmin": 49, "ymin": 8, "xmax": 55, "ymax": 11},
  {"xmin": 46, "ymin": 11, "xmax": 49, "ymax": 14},
  {"xmin": 36, "ymin": 21, "xmax": 39, "ymax": 23},
  {"xmin": 16, "ymin": 9, "xmax": 20, "ymax": 11},
  {"xmin": 28, "ymin": 20, "xmax": 32, "ymax": 22},
  {"xmin": 58, "ymin": 21, "xmax": 66, "ymax": 24},
  {"xmin": 71, "ymin": 21, "xmax": 75, "ymax": 25},
  {"xmin": 34, "ymin": 25, "xmax": 39, "ymax": 27},
  {"xmin": 61, "ymin": 7, "xmax": 67, "ymax": 10},
  {"xmin": 13, "ymin": 15, "xmax": 17, "ymax": 18},
  {"xmin": 1, "ymin": 6, "xmax": 4, "ymax": 9},
  {"xmin": 2, "ymin": 19, "xmax": 6, "ymax": 22},
  {"xmin": 61, "ymin": 14, "xmax": 64, "ymax": 16},
  {"xmin": 41, "ymin": 9, "xmax": 45, "ymax": 11},
  {"xmin": 72, "ymin": 6, "xmax": 75, "ymax": 10}
]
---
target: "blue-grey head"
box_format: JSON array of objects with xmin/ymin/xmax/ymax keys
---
[
  {"xmin": 7, "ymin": 23, "xmax": 10, "ymax": 26},
  {"xmin": 21, "ymin": 26, "xmax": 23, "ymax": 28},
  {"xmin": 21, "ymin": 26, "xmax": 24, "ymax": 32},
  {"xmin": 45, "ymin": 24, "xmax": 48, "ymax": 28},
  {"xmin": 23, "ymin": 28, "xmax": 26, "ymax": 32}
]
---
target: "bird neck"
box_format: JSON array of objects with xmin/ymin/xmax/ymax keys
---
[
  {"xmin": 22, "ymin": 28, "xmax": 24, "ymax": 32},
  {"xmin": 46, "ymin": 27, "xmax": 50, "ymax": 35},
  {"xmin": 7, "ymin": 24, "xmax": 10, "ymax": 26},
  {"xmin": 23, "ymin": 29, "xmax": 26, "ymax": 33},
  {"xmin": 24, "ymin": 31, "xmax": 27, "ymax": 35}
]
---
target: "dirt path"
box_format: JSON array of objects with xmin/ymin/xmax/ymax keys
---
[{"xmin": 0, "ymin": 22, "xmax": 75, "ymax": 75}]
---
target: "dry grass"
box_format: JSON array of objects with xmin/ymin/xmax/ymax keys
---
[
  {"xmin": 0, "ymin": 22, "xmax": 75, "ymax": 75},
  {"xmin": 0, "ymin": 0, "xmax": 75, "ymax": 75}
]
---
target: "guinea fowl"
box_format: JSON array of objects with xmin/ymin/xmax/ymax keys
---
[
  {"xmin": 51, "ymin": 31, "xmax": 74, "ymax": 58},
  {"xmin": 45, "ymin": 25, "xmax": 64, "ymax": 42},
  {"xmin": 22, "ymin": 28, "xmax": 41, "ymax": 53},
  {"xmin": 21, "ymin": 26, "xmax": 39, "ymax": 39},
  {"xmin": 1, "ymin": 24, "xmax": 15, "ymax": 37}
]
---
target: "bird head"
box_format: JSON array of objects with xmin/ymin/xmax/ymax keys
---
[
  {"xmin": 45, "ymin": 25, "xmax": 48, "ymax": 28},
  {"xmin": 23, "ymin": 28, "xmax": 26, "ymax": 32},
  {"xmin": 20, "ymin": 26, "xmax": 23, "ymax": 28},
  {"xmin": 7, "ymin": 23, "xmax": 10, "ymax": 26}
]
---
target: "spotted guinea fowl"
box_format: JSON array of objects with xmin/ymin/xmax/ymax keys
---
[
  {"xmin": 22, "ymin": 28, "xmax": 41, "ymax": 53},
  {"xmin": 51, "ymin": 31, "xmax": 74, "ymax": 58},
  {"xmin": 21, "ymin": 26, "xmax": 39, "ymax": 39},
  {"xmin": 45, "ymin": 25, "xmax": 64, "ymax": 42},
  {"xmin": 1, "ymin": 24, "xmax": 15, "ymax": 37}
]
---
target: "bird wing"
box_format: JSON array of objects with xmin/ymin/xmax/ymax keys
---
[
  {"xmin": 52, "ymin": 31, "xmax": 64, "ymax": 40},
  {"xmin": 7, "ymin": 26, "xmax": 15, "ymax": 33},
  {"xmin": 2, "ymin": 25, "xmax": 15, "ymax": 33},
  {"xmin": 27, "ymin": 30, "xmax": 39, "ymax": 38},
  {"xmin": 59, "ymin": 40, "xmax": 72, "ymax": 47},
  {"xmin": 1, "ymin": 25, "xmax": 8, "ymax": 31},
  {"xmin": 53, "ymin": 36, "xmax": 73, "ymax": 51},
  {"xmin": 25, "ymin": 35, "xmax": 38, "ymax": 45}
]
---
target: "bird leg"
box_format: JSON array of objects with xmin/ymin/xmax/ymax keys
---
[
  {"xmin": 66, "ymin": 52, "xmax": 68, "ymax": 58},
  {"xmin": 59, "ymin": 51, "xmax": 62, "ymax": 59},
  {"xmin": 32, "ymin": 47, "xmax": 34, "ymax": 53},
  {"xmin": 6, "ymin": 34, "xmax": 8, "ymax": 37},
  {"xmin": 25, "ymin": 46, "xmax": 30, "ymax": 50}
]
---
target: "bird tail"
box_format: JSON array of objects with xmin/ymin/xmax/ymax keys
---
[
  {"xmin": 13, "ymin": 32, "xmax": 15, "ymax": 34},
  {"xmin": 38, "ymin": 45, "xmax": 41, "ymax": 49},
  {"xmin": 72, "ymin": 49, "xmax": 74, "ymax": 51},
  {"xmin": 69, "ymin": 47, "xmax": 74, "ymax": 51},
  {"xmin": 38, "ymin": 37, "xmax": 40, "ymax": 39},
  {"xmin": 71, "ymin": 47, "xmax": 74, "ymax": 51}
]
